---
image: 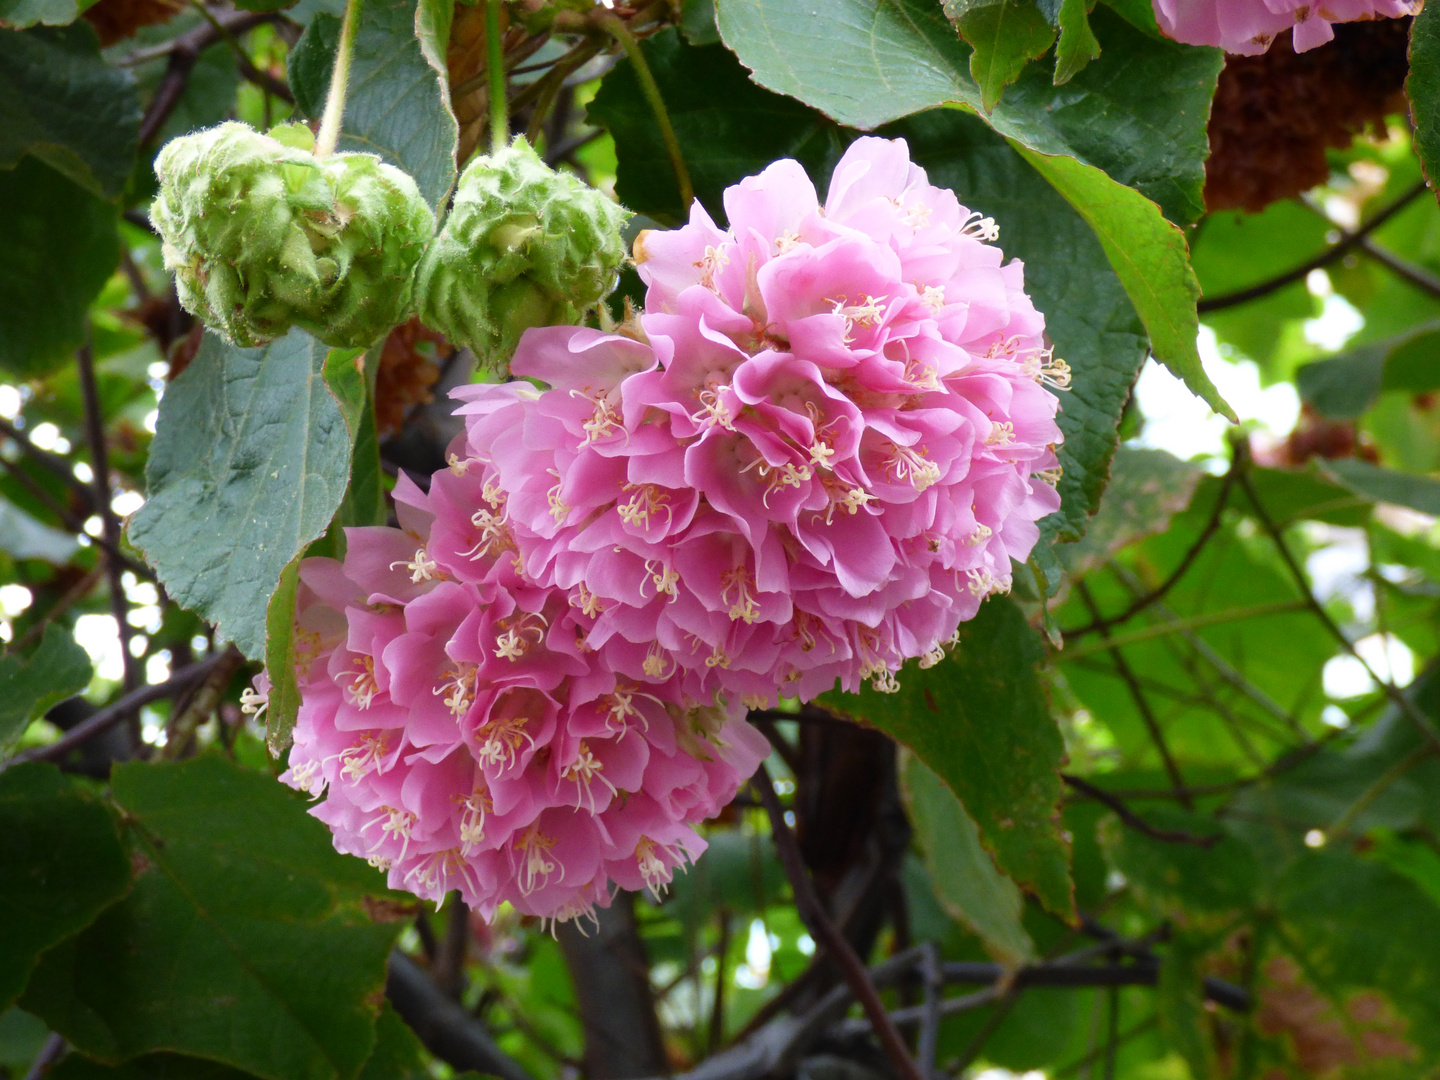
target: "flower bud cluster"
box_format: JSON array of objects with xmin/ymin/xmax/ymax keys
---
[
  {"xmin": 416, "ymin": 138, "xmax": 632, "ymax": 364},
  {"xmin": 151, "ymin": 122, "xmax": 434, "ymax": 348},
  {"xmin": 151, "ymin": 128, "xmax": 628, "ymax": 353}
]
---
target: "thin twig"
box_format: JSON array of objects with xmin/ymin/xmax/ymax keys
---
[
  {"xmin": 1359, "ymin": 237, "xmax": 1440, "ymax": 298},
  {"xmin": 1077, "ymin": 581, "xmax": 1192, "ymax": 806},
  {"xmin": 1059, "ymin": 600, "xmax": 1309, "ymax": 662},
  {"xmin": 76, "ymin": 342, "xmax": 140, "ymax": 698},
  {"xmin": 1233, "ymin": 445, "xmax": 1440, "ymax": 753},
  {"xmin": 7, "ymin": 566, "xmax": 105, "ymax": 656},
  {"xmin": 1061, "ymin": 775, "xmax": 1219, "ymax": 847},
  {"xmin": 6, "ymin": 656, "xmax": 224, "ymax": 768},
  {"xmin": 1064, "ymin": 460, "xmax": 1238, "ymax": 639},
  {"xmin": 139, "ymin": 11, "xmax": 278, "ymax": 144},
  {"xmin": 161, "ymin": 645, "xmax": 245, "ymax": 759},
  {"xmin": 22, "ymin": 1034, "xmax": 65, "ymax": 1080},
  {"xmin": 1197, "ymin": 180, "xmax": 1429, "ymax": 312},
  {"xmin": 753, "ymin": 763, "xmax": 925, "ymax": 1080},
  {"xmin": 0, "ymin": 454, "xmax": 155, "ymax": 582},
  {"xmin": 0, "ymin": 417, "xmax": 95, "ymax": 506}
]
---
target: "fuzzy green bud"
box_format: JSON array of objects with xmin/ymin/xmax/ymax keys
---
[
  {"xmin": 414, "ymin": 137, "xmax": 631, "ymax": 363},
  {"xmin": 150, "ymin": 121, "xmax": 435, "ymax": 348}
]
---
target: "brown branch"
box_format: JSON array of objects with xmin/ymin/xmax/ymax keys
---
[
  {"xmin": 1197, "ymin": 180, "xmax": 1429, "ymax": 313},
  {"xmin": 1233, "ymin": 443, "xmax": 1440, "ymax": 753},
  {"xmin": 6, "ymin": 655, "xmax": 225, "ymax": 768},
  {"xmin": 139, "ymin": 10, "xmax": 277, "ymax": 144},
  {"xmin": 1359, "ymin": 236, "xmax": 1440, "ymax": 299},
  {"xmin": 160, "ymin": 645, "xmax": 244, "ymax": 759},
  {"xmin": 386, "ymin": 951, "xmax": 534, "ymax": 1080},
  {"xmin": 1060, "ymin": 775, "xmax": 1219, "ymax": 847},
  {"xmin": 1076, "ymin": 581, "xmax": 1192, "ymax": 806},
  {"xmin": 753, "ymin": 763, "xmax": 925, "ymax": 1080},
  {"xmin": 76, "ymin": 342, "xmax": 140, "ymax": 697},
  {"xmin": 1063, "ymin": 457, "xmax": 1238, "ymax": 640}
]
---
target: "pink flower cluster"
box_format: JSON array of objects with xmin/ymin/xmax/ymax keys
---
[
  {"xmin": 1152, "ymin": 0, "xmax": 1416, "ymax": 53},
  {"xmin": 455, "ymin": 137, "xmax": 1063, "ymax": 706},
  {"xmin": 263, "ymin": 137, "xmax": 1063, "ymax": 923},
  {"xmin": 268, "ymin": 465, "xmax": 768, "ymax": 923}
]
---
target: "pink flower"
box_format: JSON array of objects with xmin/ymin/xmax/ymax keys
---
[
  {"xmin": 452, "ymin": 137, "xmax": 1063, "ymax": 706},
  {"xmin": 267, "ymin": 468, "xmax": 768, "ymax": 924},
  {"xmin": 1152, "ymin": 0, "xmax": 1416, "ymax": 53}
]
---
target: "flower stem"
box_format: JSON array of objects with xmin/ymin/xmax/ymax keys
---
[
  {"xmin": 487, "ymin": 0, "xmax": 507, "ymax": 155},
  {"xmin": 600, "ymin": 13, "xmax": 692, "ymax": 212},
  {"xmin": 315, "ymin": 0, "xmax": 362, "ymax": 156}
]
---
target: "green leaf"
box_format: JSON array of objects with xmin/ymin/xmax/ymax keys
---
[
  {"xmin": 1057, "ymin": 447, "xmax": 1203, "ymax": 577},
  {"xmin": 1407, "ymin": 0, "xmax": 1440, "ymax": 205},
  {"xmin": 0, "ymin": 625, "xmax": 92, "ymax": 755},
  {"xmin": 1157, "ymin": 934, "xmax": 1217, "ymax": 1080},
  {"xmin": 680, "ymin": 0, "xmax": 721, "ymax": 44},
  {"xmin": 588, "ymin": 29, "xmax": 845, "ymax": 223},
  {"xmin": 263, "ymin": 556, "xmax": 304, "ymax": 754},
  {"xmin": 715, "ymin": 0, "xmax": 1220, "ymax": 224},
  {"xmin": 891, "ymin": 109, "xmax": 1149, "ymax": 544},
  {"xmin": 0, "ymin": 23, "xmax": 140, "ymax": 198},
  {"xmin": 1296, "ymin": 320, "xmax": 1440, "ymax": 419},
  {"xmin": 358, "ymin": 1004, "xmax": 430, "ymax": 1080},
  {"xmin": 900, "ymin": 753, "xmax": 1036, "ymax": 966},
  {"xmin": 0, "ymin": 156, "xmax": 118, "ymax": 378},
  {"xmin": 1051, "ymin": 0, "xmax": 1100, "ymax": 83},
  {"xmin": 0, "ymin": 497, "xmax": 80, "ymax": 563},
  {"xmin": 1013, "ymin": 145, "xmax": 1236, "ymax": 421},
  {"xmin": 1100, "ymin": 808, "xmax": 1257, "ymax": 917},
  {"xmin": 50, "ymin": 1053, "xmax": 260, "ymax": 1080},
  {"xmin": 128, "ymin": 330, "xmax": 361, "ymax": 662},
  {"xmin": 0, "ymin": 0, "xmax": 96, "ymax": 28},
  {"xmin": 22, "ymin": 756, "xmax": 397, "ymax": 1080},
  {"xmin": 945, "ymin": 0, "xmax": 1056, "ymax": 111},
  {"xmin": 824, "ymin": 597, "xmax": 1074, "ymax": 919},
  {"xmin": 287, "ymin": 0, "xmax": 458, "ymax": 209},
  {"xmin": 1318, "ymin": 458, "xmax": 1440, "ymax": 517},
  {"xmin": 0, "ymin": 763, "xmax": 129, "ymax": 1010}
]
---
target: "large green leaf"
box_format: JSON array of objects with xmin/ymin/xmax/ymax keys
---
[
  {"xmin": 900, "ymin": 753, "xmax": 1036, "ymax": 966},
  {"xmin": 128, "ymin": 331, "xmax": 362, "ymax": 662},
  {"xmin": 0, "ymin": 625, "xmax": 92, "ymax": 755},
  {"xmin": 588, "ymin": 29, "xmax": 845, "ymax": 223},
  {"xmin": 0, "ymin": 23, "xmax": 139, "ymax": 199},
  {"xmin": 0, "ymin": 156, "xmax": 118, "ymax": 378},
  {"xmin": 1099, "ymin": 808, "xmax": 1257, "ymax": 918},
  {"xmin": 890, "ymin": 109, "xmax": 1149, "ymax": 543},
  {"xmin": 1409, "ymin": 0, "xmax": 1440, "ymax": 205},
  {"xmin": 0, "ymin": 764, "xmax": 129, "ymax": 1010},
  {"xmin": 715, "ymin": 0, "xmax": 1220, "ymax": 224},
  {"xmin": 287, "ymin": 0, "xmax": 458, "ymax": 209},
  {"xmin": 1014, "ymin": 145, "xmax": 1235, "ymax": 421},
  {"xmin": 824, "ymin": 597, "xmax": 1075, "ymax": 919},
  {"xmin": 22, "ymin": 756, "xmax": 397, "ymax": 1080}
]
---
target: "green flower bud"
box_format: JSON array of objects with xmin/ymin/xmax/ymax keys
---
[
  {"xmin": 414, "ymin": 137, "xmax": 631, "ymax": 363},
  {"xmin": 150, "ymin": 121, "xmax": 435, "ymax": 348}
]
